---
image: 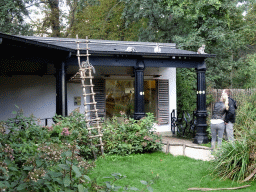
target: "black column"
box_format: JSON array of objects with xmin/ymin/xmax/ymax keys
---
[
  {"xmin": 133, "ymin": 60, "xmax": 145, "ymax": 120},
  {"xmin": 193, "ymin": 66, "xmax": 208, "ymax": 144},
  {"xmin": 55, "ymin": 61, "xmax": 67, "ymax": 116}
]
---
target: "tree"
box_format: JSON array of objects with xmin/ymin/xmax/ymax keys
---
[
  {"xmin": 29, "ymin": 0, "xmax": 61, "ymax": 37},
  {"xmin": 70, "ymin": 0, "xmax": 142, "ymax": 41},
  {"xmin": 0, "ymin": 0, "xmax": 34, "ymax": 35}
]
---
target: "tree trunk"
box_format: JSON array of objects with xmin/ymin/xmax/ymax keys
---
[{"xmin": 48, "ymin": 0, "xmax": 60, "ymax": 37}]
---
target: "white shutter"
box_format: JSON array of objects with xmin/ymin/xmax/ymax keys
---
[{"xmin": 157, "ymin": 79, "xmax": 169, "ymax": 125}]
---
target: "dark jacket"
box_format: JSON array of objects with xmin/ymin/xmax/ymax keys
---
[
  {"xmin": 212, "ymin": 101, "xmax": 226, "ymax": 120},
  {"xmin": 225, "ymin": 97, "xmax": 237, "ymax": 123}
]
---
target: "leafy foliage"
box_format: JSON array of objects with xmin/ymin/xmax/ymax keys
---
[
  {"xmin": 0, "ymin": 109, "xmax": 95, "ymax": 191},
  {"xmin": 176, "ymin": 68, "xmax": 197, "ymax": 112},
  {"xmin": 71, "ymin": 0, "xmax": 141, "ymax": 40},
  {"xmin": 0, "ymin": 108, "xmax": 162, "ymax": 190},
  {"xmin": 0, "ymin": 0, "xmax": 34, "ymax": 35},
  {"xmin": 102, "ymin": 112, "xmax": 163, "ymax": 155}
]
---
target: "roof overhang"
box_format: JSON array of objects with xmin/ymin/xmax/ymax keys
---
[{"xmin": 0, "ymin": 32, "xmax": 216, "ymax": 59}]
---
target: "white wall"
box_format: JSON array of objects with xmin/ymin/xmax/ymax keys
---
[
  {"xmin": 0, "ymin": 75, "xmax": 90, "ymax": 124},
  {"xmin": 67, "ymin": 81, "xmax": 90, "ymax": 116},
  {"xmin": 0, "ymin": 75, "xmax": 56, "ymax": 121}
]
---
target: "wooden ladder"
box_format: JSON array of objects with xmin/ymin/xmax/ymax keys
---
[{"xmin": 76, "ymin": 35, "xmax": 104, "ymax": 159}]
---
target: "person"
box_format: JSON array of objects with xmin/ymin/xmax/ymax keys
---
[
  {"xmin": 223, "ymin": 89, "xmax": 237, "ymax": 141},
  {"xmin": 210, "ymin": 94, "xmax": 228, "ymax": 150}
]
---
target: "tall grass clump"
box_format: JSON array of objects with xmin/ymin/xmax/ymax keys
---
[{"xmin": 211, "ymin": 92, "xmax": 256, "ymax": 182}]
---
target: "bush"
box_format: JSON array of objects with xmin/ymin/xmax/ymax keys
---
[
  {"xmin": 102, "ymin": 112, "xmax": 163, "ymax": 155},
  {"xmin": 0, "ymin": 109, "xmax": 162, "ymax": 191},
  {"xmin": 211, "ymin": 92, "xmax": 256, "ymax": 182},
  {"xmin": 0, "ymin": 109, "xmax": 94, "ymax": 191}
]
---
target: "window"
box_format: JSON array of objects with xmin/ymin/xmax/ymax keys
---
[{"xmin": 105, "ymin": 80, "xmax": 157, "ymax": 118}]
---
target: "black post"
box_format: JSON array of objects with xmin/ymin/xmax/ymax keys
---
[
  {"xmin": 55, "ymin": 61, "xmax": 68, "ymax": 116},
  {"xmin": 193, "ymin": 65, "xmax": 208, "ymax": 144},
  {"xmin": 133, "ymin": 60, "xmax": 145, "ymax": 120}
]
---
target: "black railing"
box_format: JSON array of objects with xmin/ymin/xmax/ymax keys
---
[
  {"xmin": 171, "ymin": 109, "xmax": 197, "ymax": 138},
  {"xmin": 4, "ymin": 117, "xmax": 54, "ymax": 128},
  {"xmin": 41, "ymin": 118, "xmax": 54, "ymax": 126}
]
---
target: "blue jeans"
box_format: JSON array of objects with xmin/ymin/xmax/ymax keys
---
[{"xmin": 211, "ymin": 122, "xmax": 225, "ymax": 150}]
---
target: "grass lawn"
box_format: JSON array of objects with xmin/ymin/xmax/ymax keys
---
[{"xmin": 88, "ymin": 152, "xmax": 256, "ymax": 192}]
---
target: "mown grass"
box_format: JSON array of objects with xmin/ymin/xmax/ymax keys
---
[{"xmin": 88, "ymin": 152, "xmax": 256, "ymax": 192}]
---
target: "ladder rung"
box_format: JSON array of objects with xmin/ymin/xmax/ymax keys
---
[
  {"xmin": 89, "ymin": 134, "xmax": 103, "ymax": 138},
  {"xmin": 88, "ymin": 127, "xmax": 101, "ymax": 130},
  {"xmin": 77, "ymin": 54, "xmax": 90, "ymax": 57},
  {"xmin": 80, "ymin": 76, "xmax": 94, "ymax": 79},
  {"xmin": 82, "ymin": 84, "xmax": 94, "ymax": 87},
  {"xmin": 86, "ymin": 118, "xmax": 101, "ymax": 122},
  {"xmin": 84, "ymin": 102, "xmax": 97, "ymax": 105},
  {"xmin": 85, "ymin": 109, "xmax": 99, "ymax": 112},
  {"xmin": 83, "ymin": 93, "xmax": 96, "ymax": 96},
  {"xmin": 95, "ymin": 144, "xmax": 104, "ymax": 147},
  {"xmin": 79, "ymin": 68, "xmax": 90, "ymax": 71}
]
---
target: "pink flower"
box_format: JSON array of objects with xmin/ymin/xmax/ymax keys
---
[
  {"xmin": 120, "ymin": 111, "xmax": 125, "ymax": 116},
  {"xmin": 61, "ymin": 127, "xmax": 70, "ymax": 136},
  {"xmin": 47, "ymin": 126, "xmax": 53, "ymax": 131},
  {"xmin": 144, "ymin": 136, "xmax": 153, "ymax": 141},
  {"xmin": 141, "ymin": 142, "xmax": 147, "ymax": 147}
]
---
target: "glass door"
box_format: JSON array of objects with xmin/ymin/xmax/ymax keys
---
[{"xmin": 105, "ymin": 80, "xmax": 156, "ymax": 118}]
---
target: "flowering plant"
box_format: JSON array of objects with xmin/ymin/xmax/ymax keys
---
[{"xmin": 102, "ymin": 112, "xmax": 163, "ymax": 155}]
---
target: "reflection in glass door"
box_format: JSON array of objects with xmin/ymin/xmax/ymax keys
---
[{"xmin": 105, "ymin": 80, "xmax": 156, "ymax": 118}]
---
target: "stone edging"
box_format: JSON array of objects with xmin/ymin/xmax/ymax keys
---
[{"xmin": 162, "ymin": 141, "xmax": 213, "ymax": 161}]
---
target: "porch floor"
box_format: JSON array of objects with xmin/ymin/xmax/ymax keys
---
[{"xmin": 161, "ymin": 136, "xmax": 214, "ymax": 161}]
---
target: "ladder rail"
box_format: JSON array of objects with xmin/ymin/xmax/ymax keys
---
[{"xmin": 76, "ymin": 35, "xmax": 104, "ymax": 158}]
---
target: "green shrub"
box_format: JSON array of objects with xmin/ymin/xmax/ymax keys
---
[
  {"xmin": 52, "ymin": 110, "xmax": 94, "ymax": 159},
  {"xmin": 0, "ymin": 108, "xmax": 162, "ymax": 191},
  {"xmin": 102, "ymin": 112, "xmax": 163, "ymax": 155},
  {"xmin": 0, "ymin": 109, "xmax": 94, "ymax": 191}
]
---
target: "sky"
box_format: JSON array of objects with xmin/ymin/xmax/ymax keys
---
[
  {"xmin": 25, "ymin": 1, "xmax": 69, "ymax": 35},
  {"xmin": 25, "ymin": 1, "xmax": 69, "ymax": 24}
]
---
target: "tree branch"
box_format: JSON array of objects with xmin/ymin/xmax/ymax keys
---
[
  {"xmin": 242, "ymin": 168, "xmax": 256, "ymax": 182},
  {"xmin": 188, "ymin": 185, "xmax": 251, "ymax": 191}
]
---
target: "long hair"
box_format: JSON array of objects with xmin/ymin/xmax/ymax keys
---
[{"xmin": 221, "ymin": 90, "xmax": 229, "ymax": 110}]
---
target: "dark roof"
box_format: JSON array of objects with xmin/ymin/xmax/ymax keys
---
[{"xmin": 0, "ymin": 32, "xmax": 215, "ymax": 58}]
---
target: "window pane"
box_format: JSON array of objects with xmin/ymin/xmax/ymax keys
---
[
  {"xmin": 105, "ymin": 80, "xmax": 156, "ymax": 118},
  {"xmin": 106, "ymin": 80, "xmax": 134, "ymax": 118}
]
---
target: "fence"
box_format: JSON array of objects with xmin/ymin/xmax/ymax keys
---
[{"xmin": 208, "ymin": 88, "xmax": 256, "ymax": 113}]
